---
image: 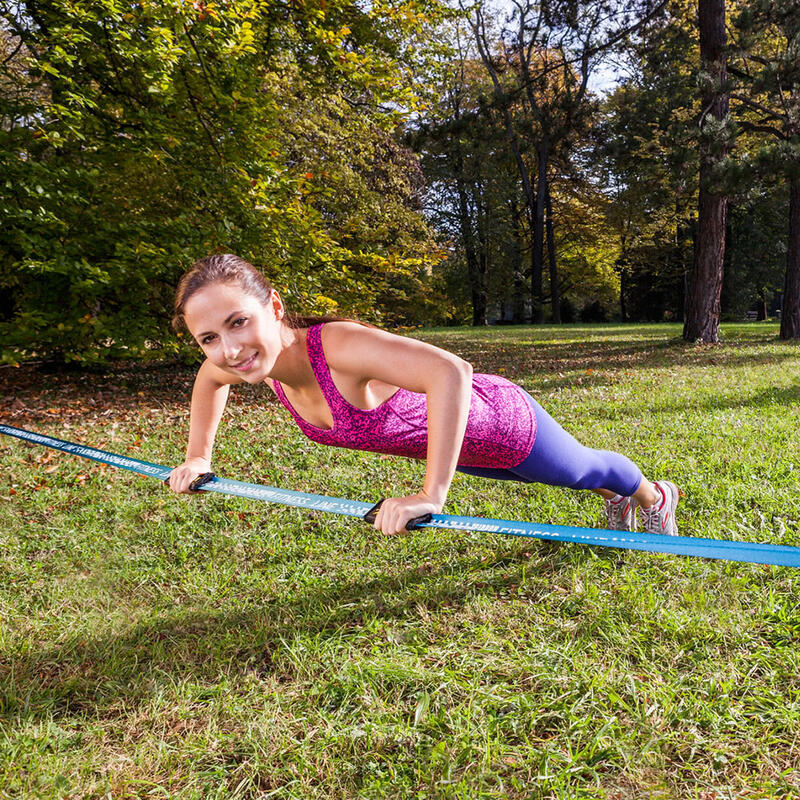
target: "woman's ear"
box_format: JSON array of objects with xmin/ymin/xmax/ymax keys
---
[{"xmin": 270, "ymin": 289, "xmax": 286, "ymax": 321}]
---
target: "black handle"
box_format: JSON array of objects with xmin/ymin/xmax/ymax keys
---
[
  {"xmin": 363, "ymin": 498, "xmax": 433, "ymax": 531},
  {"xmin": 163, "ymin": 471, "xmax": 216, "ymax": 492}
]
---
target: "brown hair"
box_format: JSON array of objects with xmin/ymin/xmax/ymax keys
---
[{"xmin": 172, "ymin": 254, "xmax": 373, "ymax": 334}]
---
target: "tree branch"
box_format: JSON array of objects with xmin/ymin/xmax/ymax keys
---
[
  {"xmin": 733, "ymin": 117, "xmax": 784, "ymax": 140},
  {"xmin": 2, "ymin": 33, "xmax": 23, "ymax": 66},
  {"xmin": 182, "ymin": 23, "xmax": 221, "ymax": 104},
  {"xmin": 179, "ymin": 66, "xmax": 223, "ymax": 161},
  {"xmin": 730, "ymin": 92, "xmax": 786, "ymax": 124}
]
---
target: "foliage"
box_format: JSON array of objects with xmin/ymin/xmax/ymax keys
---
[
  {"xmin": 411, "ymin": 14, "xmax": 622, "ymax": 326},
  {"xmin": 593, "ymin": 0, "xmax": 795, "ymax": 325},
  {"xmin": 0, "ymin": 0, "xmax": 450, "ymax": 363},
  {"xmin": 546, "ymin": 182, "xmax": 621, "ymax": 318},
  {"xmin": 410, "ymin": 48, "xmax": 525, "ymax": 325},
  {"xmin": 722, "ymin": 188, "xmax": 789, "ymax": 319},
  {"xmin": 414, "ymin": 0, "xmax": 797, "ymax": 329},
  {"xmin": 4, "ymin": 0, "xmax": 798, "ymax": 346},
  {"xmin": 728, "ymin": 0, "xmax": 800, "ymax": 338},
  {"xmin": 592, "ymin": 0, "xmax": 699, "ymax": 322}
]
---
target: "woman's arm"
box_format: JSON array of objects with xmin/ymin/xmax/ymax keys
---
[
  {"xmin": 324, "ymin": 323, "xmax": 474, "ymax": 534},
  {"xmin": 374, "ymin": 359, "xmax": 473, "ymax": 536},
  {"xmin": 419, "ymin": 358, "xmax": 473, "ymax": 505},
  {"xmin": 167, "ymin": 358, "xmax": 240, "ymax": 493}
]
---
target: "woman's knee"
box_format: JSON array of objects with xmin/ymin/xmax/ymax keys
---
[{"xmin": 564, "ymin": 450, "xmax": 614, "ymax": 490}]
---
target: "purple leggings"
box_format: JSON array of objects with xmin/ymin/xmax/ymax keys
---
[{"xmin": 456, "ymin": 391, "xmax": 643, "ymax": 498}]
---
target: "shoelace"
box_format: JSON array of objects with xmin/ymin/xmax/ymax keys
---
[{"xmin": 640, "ymin": 503, "xmax": 667, "ymax": 534}]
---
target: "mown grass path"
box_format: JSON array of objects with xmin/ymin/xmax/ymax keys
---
[{"xmin": 1, "ymin": 323, "xmax": 799, "ymax": 799}]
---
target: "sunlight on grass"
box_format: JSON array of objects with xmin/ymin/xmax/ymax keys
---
[{"xmin": 1, "ymin": 323, "xmax": 799, "ymax": 798}]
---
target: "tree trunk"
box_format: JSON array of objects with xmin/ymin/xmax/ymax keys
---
[
  {"xmin": 452, "ymin": 143, "xmax": 487, "ymax": 326},
  {"xmin": 474, "ymin": 173, "xmax": 490, "ymax": 326},
  {"xmin": 780, "ymin": 175, "xmax": 800, "ymax": 339},
  {"xmin": 674, "ymin": 202, "xmax": 689, "ymax": 323},
  {"xmin": 719, "ymin": 203, "xmax": 735, "ymax": 317},
  {"xmin": 619, "ymin": 265, "xmax": 628, "ymax": 322},
  {"xmin": 685, "ymin": 190, "xmax": 727, "ymax": 340},
  {"xmin": 683, "ymin": 0, "xmax": 729, "ymax": 343},
  {"xmin": 545, "ymin": 187, "xmax": 560, "ymax": 323},
  {"xmin": 531, "ymin": 142, "xmax": 548, "ymax": 324},
  {"xmin": 471, "ymin": 282, "xmax": 488, "ymax": 326},
  {"xmin": 509, "ymin": 197, "xmax": 527, "ymax": 323},
  {"xmin": 475, "ymin": 251, "xmax": 489, "ymax": 326}
]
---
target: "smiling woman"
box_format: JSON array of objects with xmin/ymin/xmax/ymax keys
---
[{"xmin": 166, "ymin": 254, "xmax": 681, "ymax": 537}]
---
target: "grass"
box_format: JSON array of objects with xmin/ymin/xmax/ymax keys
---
[{"xmin": 1, "ymin": 321, "xmax": 799, "ymax": 799}]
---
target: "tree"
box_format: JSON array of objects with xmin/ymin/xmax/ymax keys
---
[
  {"xmin": 730, "ymin": 0, "xmax": 800, "ymax": 338},
  {"xmin": 721, "ymin": 191, "xmax": 788, "ymax": 319},
  {"xmin": 683, "ymin": 0, "xmax": 731, "ymax": 342},
  {"xmin": 0, "ymin": 0, "xmax": 448, "ymax": 363},
  {"xmin": 597, "ymin": 0, "xmax": 792, "ymax": 325},
  {"xmin": 468, "ymin": 0, "xmax": 667, "ymax": 324},
  {"xmin": 593, "ymin": 0, "xmax": 699, "ymax": 323},
  {"xmin": 409, "ymin": 12, "xmax": 542, "ymax": 327},
  {"xmin": 410, "ymin": 25, "xmax": 608, "ymax": 326},
  {"xmin": 414, "ymin": 54, "xmax": 502, "ymax": 325}
]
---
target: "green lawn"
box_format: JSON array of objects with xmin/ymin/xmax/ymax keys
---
[{"xmin": 1, "ymin": 322, "xmax": 799, "ymax": 799}]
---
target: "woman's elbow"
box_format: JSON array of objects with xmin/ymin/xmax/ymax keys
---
[
  {"xmin": 449, "ymin": 357, "xmax": 473, "ymax": 384},
  {"xmin": 425, "ymin": 356, "xmax": 472, "ymax": 394}
]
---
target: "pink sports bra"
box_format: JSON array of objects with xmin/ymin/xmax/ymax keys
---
[{"xmin": 271, "ymin": 323, "xmax": 536, "ymax": 468}]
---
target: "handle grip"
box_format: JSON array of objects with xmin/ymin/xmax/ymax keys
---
[
  {"xmin": 163, "ymin": 471, "xmax": 216, "ymax": 492},
  {"xmin": 363, "ymin": 498, "xmax": 433, "ymax": 531}
]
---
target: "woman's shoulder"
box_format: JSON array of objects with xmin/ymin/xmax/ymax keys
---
[
  {"xmin": 319, "ymin": 318, "xmax": 376, "ymax": 331},
  {"xmin": 319, "ymin": 319, "xmax": 388, "ymax": 345}
]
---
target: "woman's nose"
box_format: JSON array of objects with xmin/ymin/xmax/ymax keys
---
[{"xmin": 222, "ymin": 336, "xmax": 241, "ymax": 361}]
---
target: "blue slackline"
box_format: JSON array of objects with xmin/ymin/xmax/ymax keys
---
[{"xmin": 2, "ymin": 423, "xmax": 799, "ymax": 568}]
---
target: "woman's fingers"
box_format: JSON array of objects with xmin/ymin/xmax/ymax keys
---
[
  {"xmin": 375, "ymin": 503, "xmax": 402, "ymax": 535},
  {"xmin": 374, "ymin": 499, "xmax": 406, "ymax": 535},
  {"xmin": 372, "ymin": 495, "xmax": 438, "ymax": 535},
  {"xmin": 167, "ymin": 458, "xmax": 212, "ymax": 494},
  {"xmin": 168, "ymin": 466, "xmax": 200, "ymax": 494}
]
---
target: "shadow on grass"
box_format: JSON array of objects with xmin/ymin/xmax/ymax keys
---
[
  {"xmin": 405, "ymin": 338, "xmax": 798, "ymax": 395},
  {"xmin": 574, "ymin": 383, "xmax": 800, "ymax": 420},
  {"xmin": 0, "ymin": 540, "xmax": 628, "ymax": 725},
  {"xmin": 651, "ymin": 383, "xmax": 800, "ymax": 414}
]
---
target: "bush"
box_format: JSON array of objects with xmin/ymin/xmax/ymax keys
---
[{"xmin": 579, "ymin": 299, "xmax": 609, "ymax": 323}]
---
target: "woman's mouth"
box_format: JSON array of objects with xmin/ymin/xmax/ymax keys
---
[{"xmin": 233, "ymin": 353, "xmax": 257, "ymax": 372}]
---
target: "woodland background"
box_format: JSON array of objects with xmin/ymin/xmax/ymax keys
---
[{"xmin": 1, "ymin": 0, "xmax": 799, "ymax": 363}]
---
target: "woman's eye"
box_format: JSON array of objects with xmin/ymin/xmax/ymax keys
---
[
  {"xmin": 232, "ymin": 317, "xmax": 247, "ymax": 327},
  {"xmin": 202, "ymin": 335, "xmax": 216, "ymax": 345}
]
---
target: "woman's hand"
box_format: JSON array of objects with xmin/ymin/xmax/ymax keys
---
[
  {"xmin": 167, "ymin": 456, "xmax": 212, "ymax": 494},
  {"xmin": 371, "ymin": 492, "xmax": 442, "ymax": 535}
]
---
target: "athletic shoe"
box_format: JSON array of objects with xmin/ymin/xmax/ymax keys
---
[
  {"xmin": 604, "ymin": 495, "xmax": 637, "ymax": 531},
  {"xmin": 603, "ymin": 495, "xmax": 636, "ymax": 531},
  {"xmin": 639, "ymin": 481, "xmax": 679, "ymax": 536}
]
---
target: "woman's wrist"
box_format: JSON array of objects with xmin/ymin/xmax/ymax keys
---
[{"xmin": 421, "ymin": 486, "xmax": 447, "ymax": 509}]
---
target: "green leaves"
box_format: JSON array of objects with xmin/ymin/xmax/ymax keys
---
[{"xmin": 0, "ymin": 0, "xmax": 447, "ymax": 362}]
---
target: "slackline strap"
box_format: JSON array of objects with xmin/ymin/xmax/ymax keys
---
[{"xmin": 2, "ymin": 423, "xmax": 798, "ymax": 568}]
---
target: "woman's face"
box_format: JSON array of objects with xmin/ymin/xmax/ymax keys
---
[{"xmin": 183, "ymin": 281, "xmax": 284, "ymax": 383}]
